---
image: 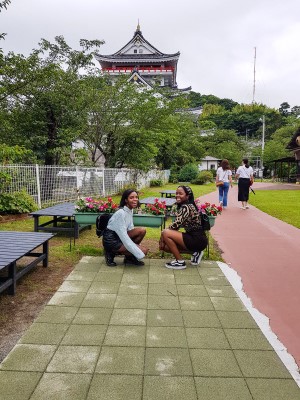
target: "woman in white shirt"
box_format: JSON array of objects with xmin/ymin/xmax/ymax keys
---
[
  {"xmin": 216, "ymin": 159, "xmax": 233, "ymax": 209},
  {"xmin": 102, "ymin": 189, "xmax": 149, "ymax": 266},
  {"xmin": 235, "ymin": 158, "xmax": 254, "ymax": 209}
]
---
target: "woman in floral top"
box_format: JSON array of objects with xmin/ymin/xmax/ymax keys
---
[{"xmin": 159, "ymin": 186, "xmax": 208, "ymax": 269}]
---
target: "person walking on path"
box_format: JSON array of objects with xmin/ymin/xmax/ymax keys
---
[
  {"xmin": 216, "ymin": 159, "xmax": 233, "ymax": 209},
  {"xmin": 235, "ymin": 158, "xmax": 254, "ymax": 209},
  {"xmin": 102, "ymin": 189, "xmax": 149, "ymax": 266},
  {"xmin": 159, "ymin": 185, "xmax": 208, "ymax": 269}
]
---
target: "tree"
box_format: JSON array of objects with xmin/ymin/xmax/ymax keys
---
[
  {"xmin": 79, "ymin": 75, "xmax": 193, "ymax": 170},
  {"xmin": 0, "ymin": 36, "xmax": 104, "ymax": 165},
  {"xmin": 263, "ymin": 124, "xmax": 300, "ymax": 167},
  {"xmin": 279, "ymin": 102, "xmax": 290, "ymax": 116},
  {"xmin": 0, "ymin": 144, "xmax": 35, "ymax": 164},
  {"xmin": 201, "ymin": 129, "xmax": 246, "ymax": 168}
]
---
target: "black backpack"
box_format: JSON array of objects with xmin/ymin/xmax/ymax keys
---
[{"xmin": 96, "ymin": 213, "xmax": 113, "ymax": 237}]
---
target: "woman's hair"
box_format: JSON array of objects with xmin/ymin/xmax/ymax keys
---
[
  {"xmin": 119, "ymin": 189, "xmax": 138, "ymax": 208},
  {"xmin": 177, "ymin": 185, "xmax": 196, "ymax": 208},
  {"xmin": 242, "ymin": 158, "xmax": 249, "ymax": 168},
  {"xmin": 220, "ymin": 159, "xmax": 230, "ymax": 170}
]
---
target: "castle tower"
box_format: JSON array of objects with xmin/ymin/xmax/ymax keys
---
[{"xmin": 95, "ymin": 23, "xmax": 181, "ymax": 89}]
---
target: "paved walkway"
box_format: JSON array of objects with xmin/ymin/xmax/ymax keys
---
[
  {"xmin": 200, "ymin": 182, "xmax": 300, "ymax": 374},
  {"xmin": 1, "ymin": 250, "xmax": 300, "ymax": 399}
]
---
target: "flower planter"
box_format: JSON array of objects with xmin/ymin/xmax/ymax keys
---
[
  {"xmin": 74, "ymin": 212, "xmax": 165, "ymax": 229},
  {"xmin": 208, "ymin": 216, "xmax": 216, "ymax": 228},
  {"xmin": 133, "ymin": 214, "xmax": 165, "ymax": 228},
  {"xmin": 74, "ymin": 212, "xmax": 103, "ymax": 224}
]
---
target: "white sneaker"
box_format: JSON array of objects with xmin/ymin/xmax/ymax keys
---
[
  {"xmin": 191, "ymin": 251, "xmax": 204, "ymax": 266},
  {"xmin": 245, "ymin": 205, "xmax": 249, "ymax": 209},
  {"xmin": 165, "ymin": 260, "xmax": 186, "ymax": 269}
]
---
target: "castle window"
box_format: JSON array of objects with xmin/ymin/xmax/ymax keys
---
[
  {"xmin": 134, "ymin": 49, "xmax": 137, "ymax": 54},
  {"xmin": 139, "ymin": 49, "xmax": 143, "ymax": 53}
]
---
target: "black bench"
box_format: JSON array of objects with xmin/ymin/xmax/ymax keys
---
[
  {"xmin": 30, "ymin": 202, "xmax": 90, "ymax": 239},
  {"xmin": 0, "ymin": 231, "xmax": 54, "ymax": 295}
]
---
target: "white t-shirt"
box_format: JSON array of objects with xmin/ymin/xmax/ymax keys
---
[
  {"xmin": 216, "ymin": 167, "xmax": 232, "ymax": 183},
  {"xmin": 236, "ymin": 165, "xmax": 254, "ymax": 178}
]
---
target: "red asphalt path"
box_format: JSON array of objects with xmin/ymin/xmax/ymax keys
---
[{"xmin": 200, "ymin": 182, "xmax": 300, "ymax": 368}]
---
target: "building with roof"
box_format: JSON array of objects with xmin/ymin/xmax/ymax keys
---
[
  {"xmin": 198, "ymin": 156, "xmax": 221, "ymax": 171},
  {"xmin": 95, "ymin": 23, "xmax": 190, "ymax": 91}
]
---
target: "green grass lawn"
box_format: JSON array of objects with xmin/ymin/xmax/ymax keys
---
[{"xmin": 250, "ymin": 190, "xmax": 300, "ymax": 229}]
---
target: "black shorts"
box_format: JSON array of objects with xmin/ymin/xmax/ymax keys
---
[
  {"xmin": 102, "ymin": 229, "xmax": 123, "ymax": 253},
  {"xmin": 182, "ymin": 230, "xmax": 208, "ymax": 252}
]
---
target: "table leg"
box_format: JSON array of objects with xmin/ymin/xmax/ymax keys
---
[
  {"xmin": 8, "ymin": 262, "xmax": 16, "ymax": 295},
  {"xmin": 33, "ymin": 216, "xmax": 39, "ymax": 232},
  {"xmin": 42, "ymin": 241, "xmax": 49, "ymax": 267}
]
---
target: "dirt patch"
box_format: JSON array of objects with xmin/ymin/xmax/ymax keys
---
[{"xmin": 0, "ymin": 214, "xmax": 30, "ymax": 223}]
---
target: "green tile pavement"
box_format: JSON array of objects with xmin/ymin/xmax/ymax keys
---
[{"xmin": 0, "ymin": 256, "xmax": 299, "ymax": 399}]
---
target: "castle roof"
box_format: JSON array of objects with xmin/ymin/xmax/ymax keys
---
[{"xmin": 95, "ymin": 24, "xmax": 180, "ymax": 65}]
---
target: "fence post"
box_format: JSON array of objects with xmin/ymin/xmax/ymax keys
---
[
  {"xmin": 76, "ymin": 166, "xmax": 80, "ymax": 196},
  {"xmin": 35, "ymin": 164, "xmax": 41, "ymax": 208},
  {"xmin": 102, "ymin": 167, "xmax": 106, "ymax": 197}
]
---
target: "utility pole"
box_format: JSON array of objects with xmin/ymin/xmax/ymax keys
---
[
  {"xmin": 261, "ymin": 115, "xmax": 265, "ymax": 177},
  {"xmin": 252, "ymin": 47, "xmax": 256, "ymax": 103}
]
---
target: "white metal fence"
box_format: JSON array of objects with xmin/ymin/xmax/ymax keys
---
[{"xmin": 0, "ymin": 165, "xmax": 170, "ymax": 208}]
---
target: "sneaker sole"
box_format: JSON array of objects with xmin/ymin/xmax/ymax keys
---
[{"xmin": 165, "ymin": 263, "xmax": 186, "ymax": 270}]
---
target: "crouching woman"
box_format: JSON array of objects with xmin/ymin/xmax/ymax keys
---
[
  {"xmin": 102, "ymin": 189, "xmax": 149, "ymax": 266},
  {"xmin": 159, "ymin": 185, "xmax": 207, "ymax": 269}
]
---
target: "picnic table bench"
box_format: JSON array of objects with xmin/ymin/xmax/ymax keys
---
[
  {"xmin": 159, "ymin": 190, "xmax": 176, "ymax": 198},
  {"xmin": 30, "ymin": 202, "xmax": 90, "ymax": 239},
  {"xmin": 0, "ymin": 231, "xmax": 54, "ymax": 295}
]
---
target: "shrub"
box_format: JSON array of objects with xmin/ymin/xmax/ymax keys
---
[
  {"xmin": 116, "ymin": 183, "xmax": 138, "ymax": 195},
  {"xmin": 178, "ymin": 163, "xmax": 199, "ymax": 182},
  {"xmin": 191, "ymin": 170, "xmax": 214, "ymax": 185},
  {"xmin": 0, "ymin": 190, "xmax": 38, "ymax": 214},
  {"xmin": 169, "ymin": 166, "xmax": 179, "ymax": 183},
  {"xmin": 150, "ymin": 179, "xmax": 163, "ymax": 187}
]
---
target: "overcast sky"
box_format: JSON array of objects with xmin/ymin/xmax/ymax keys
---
[{"xmin": 1, "ymin": 0, "xmax": 300, "ymax": 109}]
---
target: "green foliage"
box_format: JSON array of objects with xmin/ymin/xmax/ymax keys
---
[
  {"xmin": 263, "ymin": 124, "xmax": 300, "ymax": 167},
  {"xmin": 150, "ymin": 179, "xmax": 163, "ymax": 187},
  {"xmin": 0, "ymin": 171, "xmax": 11, "ymax": 191},
  {"xmin": 201, "ymin": 129, "xmax": 245, "ymax": 168},
  {"xmin": 178, "ymin": 163, "xmax": 199, "ymax": 182},
  {"xmin": 0, "ymin": 190, "xmax": 38, "ymax": 214},
  {"xmin": 0, "ymin": 144, "xmax": 36, "ymax": 164},
  {"xmin": 191, "ymin": 170, "xmax": 214, "ymax": 184},
  {"xmin": 116, "ymin": 183, "xmax": 138, "ymax": 195},
  {"xmin": 187, "ymin": 91, "xmax": 237, "ymax": 111},
  {"xmin": 0, "ymin": 37, "xmax": 104, "ymax": 165}
]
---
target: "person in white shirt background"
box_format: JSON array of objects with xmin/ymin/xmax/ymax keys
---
[
  {"xmin": 235, "ymin": 158, "xmax": 254, "ymax": 209},
  {"xmin": 216, "ymin": 159, "xmax": 233, "ymax": 209}
]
